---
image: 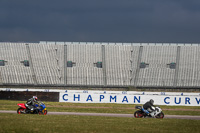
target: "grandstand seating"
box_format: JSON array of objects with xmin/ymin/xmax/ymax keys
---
[
  {"xmin": 67, "ymin": 43, "xmax": 104, "ymax": 85},
  {"xmin": 0, "ymin": 42, "xmax": 200, "ymax": 88},
  {"xmin": 0, "ymin": 43, "xmax": 34, "ymax": 84},
  {"xmin": 177, "ymin": 45, "xmax": 199, "ymax": 87},
  {"xmin": 137, "ymin": 45, "xmax": 177, "ymax": 87}
]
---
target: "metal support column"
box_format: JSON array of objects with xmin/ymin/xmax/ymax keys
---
[
  {"xmin": 102, "ymin": 45, "xmax": 107, "ymax": 86},
  {"xmin": 0, "ymin": 72, "xmax": 3, "ymax": 85},
  {"xmin": 173, "ymin": 46, "xmax": 180, "ymax": 87},
  {"xmin": 25, "ymin": 44, "xmax": 37, "ymax": 85},
  {"xmin": 130, "ymin": 44, "xmax": 134, "ymax": 86},
  {"xmin": 134, "ymin": 46, "xmax": 143, "ymax": 87},
  {"xmin": 64, "ymin": 44, "xmax": 67, "ymax": 85}
]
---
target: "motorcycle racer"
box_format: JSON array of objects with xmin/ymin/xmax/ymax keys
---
[
  {"xmin": 26, "ymin": 96, "xmax": 38, "ymax": 111},
  {"xmin": 143, "ymin": 99, "xmax": 156, "ymax": 117}
]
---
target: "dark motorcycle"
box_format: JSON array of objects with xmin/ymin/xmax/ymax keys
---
[{"xmin": 134, "ymin": 106, "xmax": 164, "ymax": 118}]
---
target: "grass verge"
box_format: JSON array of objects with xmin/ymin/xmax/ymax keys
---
[{"xmin": 0, "ymin": 113, "xmax": 200, "ymax": 133}]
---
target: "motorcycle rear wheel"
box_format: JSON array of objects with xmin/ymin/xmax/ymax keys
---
[
  {"xmin": 17, "ymin": 108, "xmax": 25, "ymax": 114},
  {"xmin": 134, "ymin": 111, "xmax": 144, "ymax": 118}
]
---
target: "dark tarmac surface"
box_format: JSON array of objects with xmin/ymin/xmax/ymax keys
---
[{"xmin": 1, "ymin": 110, "xmax": 200, "ymax": 120}]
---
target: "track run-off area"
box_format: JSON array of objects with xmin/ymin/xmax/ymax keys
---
[{"xmin": 1, "ymin": 110, "xmax": 200, "ymax": 120}]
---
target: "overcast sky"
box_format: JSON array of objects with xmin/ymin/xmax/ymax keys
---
[{"xmin": 0, "ymin": 0, "xmax": 200, "ymax": 43}]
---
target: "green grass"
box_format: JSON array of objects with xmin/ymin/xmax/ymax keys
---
[
  {"xmin": 1, "ymin": 100, "xmax": 200, "ymax": 133},
  {"xmin": 0, "ymin": 113, "xmax": 200, "ymax": 133}
]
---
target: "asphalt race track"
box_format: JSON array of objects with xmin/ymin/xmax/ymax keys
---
[{"xmin": 1, "ymin": 110, "xmax": 200, "ymax": 120}]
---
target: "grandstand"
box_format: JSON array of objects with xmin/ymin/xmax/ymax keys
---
[{"xmin": 0, "ymin": 41, "xmax": 199, "ymax": 89}]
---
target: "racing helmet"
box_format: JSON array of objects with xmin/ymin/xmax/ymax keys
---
[
  {"xmin": 150, "ymin": 99, "xmax": 154, "ymax": 105},
  {"xmin": 33, "ymin": 96, "xmax": 38, "ymax": 101}
]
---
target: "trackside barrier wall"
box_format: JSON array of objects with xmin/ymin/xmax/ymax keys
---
[
  {"xmin": 59, "ymin": 90, "xmax": 200, "ymax": 106},
  {"xmin": 1, "ymin": 88, "xmax": 199, "ymax": 106}
]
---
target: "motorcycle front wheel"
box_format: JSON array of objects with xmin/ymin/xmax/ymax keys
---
[
  {"xmin": 134, "ymin": 111, "xmax": 144, "ymax": 118},
  {"xmin": 43, "ymin": 110, "xmax": 47, "ymax": 115},
  {"xmin": 155, "ymin": 112, "xmax": 164, "ymax": 119}
]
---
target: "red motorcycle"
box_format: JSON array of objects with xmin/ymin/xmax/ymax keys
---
[{"xmin": 17, "ymin": 102, "xmax": 47, "ymax": 115}]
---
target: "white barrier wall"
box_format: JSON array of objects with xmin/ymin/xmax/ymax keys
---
[
  {"xmin": 0, "ymin": 88, "xmax": 200, "ymax": 106},
  {"xmin": 59, "ymin": 90, "xmax": 200, "ymax": 106}
]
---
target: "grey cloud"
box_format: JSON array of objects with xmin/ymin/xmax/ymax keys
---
[{"xmin": 0, "ymin": 0, "xmax": 200, "ymax": 43}]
